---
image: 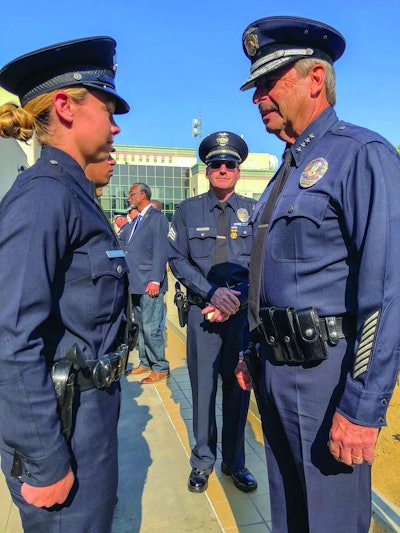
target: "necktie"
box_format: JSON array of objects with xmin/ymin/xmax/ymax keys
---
[
  {"xmin": 248, "ymin": 147, "xmax": 293, "ymax": 331},
  {"xmin": 215, "ymin": 202, "xmax": 228, "ymax": 266},
  {"xmin": 129, "ymin": 214, "xmax": 142, "ymax": 242}
]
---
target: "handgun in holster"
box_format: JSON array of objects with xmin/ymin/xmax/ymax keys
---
[
  {"xmin": 51, "ymin": 344, "xmax": 86, "ymax": 441},
  {"xmin": 174, "ymin": 281, "xmax": 190, "ymax": 327},
  {"xmin": 243, "ymin": 339, "xmax": 263, "ymax": 412}
]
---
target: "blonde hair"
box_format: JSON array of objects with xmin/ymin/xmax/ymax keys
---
[
  {"xmin": 0, "ymin": 87, "xmax": 89, "ymax": 144},
  {"xmin": 294, "ymin": 58, "xmax": 336, "ymax": 106}
]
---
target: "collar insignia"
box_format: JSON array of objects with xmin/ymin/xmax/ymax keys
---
[{"xmin": 296, "ymin": 133, "xmax": 315, "ymax": 153}]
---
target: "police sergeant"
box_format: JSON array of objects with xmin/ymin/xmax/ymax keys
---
[
  {"xmin": 236, "ymin": 15, "xmax": 400, "ymax": 532},
  {"xmin": 0, "ymin": 37, "xmax": 130, "ymax": 532},
  {"xmin": 168, "ymin": 132, "xmax": 258, "ymax": 494}
]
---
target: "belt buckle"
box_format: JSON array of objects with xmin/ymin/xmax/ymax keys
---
[{"xmin": 324, "ymin": 316, "xmax": 339, "ymax": 345}]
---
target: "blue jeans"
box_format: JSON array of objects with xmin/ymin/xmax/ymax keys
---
[{"xmin": 131, "ymin": 293, "xmax": 169, "ymax": 373}]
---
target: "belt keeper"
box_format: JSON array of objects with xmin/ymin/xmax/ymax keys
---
[{"xmin": 325, "ymin": 316, "xmax": 339, "ymax": 345}]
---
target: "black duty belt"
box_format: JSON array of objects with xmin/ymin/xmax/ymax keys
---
[
  {"xmin": 50, "ymin": 343, "xmax": 129, "ymax": 441},
  {"xmin": 76, "ymin": 349, "xmax": 128, "ymax": 391},
  {"xmin": 258, "ymin": 306, "xmax": 356, "ymax": 364},
  {"xmin": 318, "ymin": 315, "xmax": 356, "ymax": 344}
]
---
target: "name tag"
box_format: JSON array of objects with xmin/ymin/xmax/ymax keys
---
[{"xmin": 106, "ymin": 250, "xmax": 125, "ymax": 258}]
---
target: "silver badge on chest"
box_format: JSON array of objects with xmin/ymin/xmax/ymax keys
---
[{"xmin": 300, "ymin": 158, "xmax": 328, "ymax": 188}]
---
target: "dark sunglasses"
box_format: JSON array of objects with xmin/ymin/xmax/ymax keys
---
[{"xmin": 207, "ymin": 160, "xmax": 239, "ymax": 170}]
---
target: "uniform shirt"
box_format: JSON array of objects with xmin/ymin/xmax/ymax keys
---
[
  {"xmin": 253, "ymin": 106, "xmax": 400, "ymax": 428},
  {"xmin": 168, "ymin": 190, "xmax": 256, "ymax": 306},
  {"xmin": 0, "ymin": 146, "xmax": 128, "ymax": 485}
]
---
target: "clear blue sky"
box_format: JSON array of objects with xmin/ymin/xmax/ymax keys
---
[{"xmin": 1, "ymin": 0, "xmax": 398, "ymax": 158}]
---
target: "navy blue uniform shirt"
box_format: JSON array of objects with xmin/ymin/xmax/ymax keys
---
[
  {"xmin": 0, "ymin": 146, "xmax": 128, "ymax": 486},
  {"xmin": 253, "ymin": 106, "xmax": 400, "ymax": 428},
  {"xmin": 168, "ymin": 190, "xmax": 256, "ymax": 306}
]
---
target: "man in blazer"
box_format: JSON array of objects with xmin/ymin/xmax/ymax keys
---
[{"xmin": 120, "ymin": 182, "xmax": 170, "ymax": 383}]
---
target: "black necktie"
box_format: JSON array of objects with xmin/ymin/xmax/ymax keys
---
[
  {"xmin": 215, "ymin": 201, "xmax": 228, "ymax": 266},
  {"xmin": 248, "ymin": 147, "xmax": 293, "ymax": 331}
]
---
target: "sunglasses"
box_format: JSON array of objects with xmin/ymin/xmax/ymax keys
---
[{"xmin": 207, "ymin": 161, "xmax": 239, "ymax": 170}]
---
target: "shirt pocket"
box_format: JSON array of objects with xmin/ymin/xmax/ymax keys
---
[
  {"xmin": 232, "ymin": 225, "xmax": 254, "ymax": 256},
  {"xmin": 188, "ymin": 226, "xmax": 217, "ymax": 259},
  {"xmin": 86, "ymin": 249, "xmax": 129, "ymax": 323},
  {"xmin": 270, "ymin": 193, "xmax": 330, "ymax": 262}
]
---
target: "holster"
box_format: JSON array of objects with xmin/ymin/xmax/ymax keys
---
[
  {"xmin": 51, "ymin": 357, "xmax": 77, "ymax": 441},
  {"xmin": 174, "ymin": 282, "xmax": 190, "ymax": 327},
  {"xmin": 243, "ymin": 339, "xmax": 263, "ymax": 413}
]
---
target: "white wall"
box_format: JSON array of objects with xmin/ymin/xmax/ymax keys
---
[{"xmin": 0, "ymin": 138, "xmax": 28, "ymax": 201}]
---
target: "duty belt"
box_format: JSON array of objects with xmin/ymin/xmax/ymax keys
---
[{"xmin": 258, "ymin": 306, "xmax": 356, "ymax": 364}]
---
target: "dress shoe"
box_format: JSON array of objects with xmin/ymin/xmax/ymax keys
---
[
  {"xmin": 126, "ymin": 366, "xmax": 150, "ymax": 376},
  {"xmin": 188, "ymin": 468, "xmax": 213, "ymax": 493},
  {"xmin": 141, "ymin": 371, "xmax": 170, "ymax": 384},
  {"xmin": 221, "ymin": 463, "xmax": 258, "ymax": 492}
]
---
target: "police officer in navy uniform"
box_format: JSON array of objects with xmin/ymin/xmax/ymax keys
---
[
  {"xmin": 168, "ymin": 132, "xmax": 258, "ymax": 494},
  {"xmin": 235, "ymin": 16, "xmax": 400, "ymax": 532},
  {"xmin": 0, "ymin": 37, "xmax": 130, "ymax": 532}
]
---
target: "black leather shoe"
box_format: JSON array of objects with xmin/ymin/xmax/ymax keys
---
[
  {"xmin": 188, "ymin": 467, "xmax": 213, "ymax": 493},
  {"xmin": 221, "ymin": 463, "xmax": 258, "ymax": 493}
]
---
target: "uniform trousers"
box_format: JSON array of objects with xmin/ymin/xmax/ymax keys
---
[
  {"xmin": 2, "ymin": 383, "xmax": 120, "ymax": 533},
  {"xmin": 131, "ymin": 293, "xmax": 169, "ymax": 373},
  {"xmin": 256, "ymin": 336, "xmax": 371, "ymax": 533},
  {"xmin": 187, "ymin": 305, "xmax": 250, "ymax": 471}
]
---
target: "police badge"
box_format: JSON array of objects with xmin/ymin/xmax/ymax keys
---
[
  {"xmin": 243, "ymin": 27, "xmax": 259, "ymax": 57},
  {"xmin": 237, "ymin": 208, "xmax": 250, "ymax": 223},
  {"xmin": 216, "ymin": 132, "xmax": 229, "ymax": 146},
  {"xmin": 300, "ymin": 158, "xmax": 328, "ymax": 188}
]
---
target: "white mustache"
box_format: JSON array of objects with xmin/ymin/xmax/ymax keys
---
[{"xmin": 259, "ymin": 104, "xmax": 278, "ymax": 115}]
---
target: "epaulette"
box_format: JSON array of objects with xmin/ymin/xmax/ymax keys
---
[{"xmin": 331, "ymin": 121, "xmax": 393, "ymax": 149}]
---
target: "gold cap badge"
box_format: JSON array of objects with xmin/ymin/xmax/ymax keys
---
[{"xmin": 243, "ymin": 28, "xmax": 259, "ymax": 57}]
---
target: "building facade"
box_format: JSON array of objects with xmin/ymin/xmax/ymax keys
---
[
  {"xmin": 0, "ymin": 89, "xmax": 278, "ymax": 216},
  {"xmin": 101, "ymin": 144, "xmax": 278, "ymax": 222}
]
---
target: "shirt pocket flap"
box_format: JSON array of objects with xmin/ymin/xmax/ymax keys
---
[
  {"xmin": 88, "ymin": 249, "xmax": 129, "ymax": 280},
  {"xmin": 233, "ymin": 225, "xmax": 253, "ymax": 238},
  {"xmin": 275, "ymin": 193, "xmax": 330, "ymax": 226},
  {"xmin": 188, "ymin": 227, "xmax": 217, "ymax": 240}
]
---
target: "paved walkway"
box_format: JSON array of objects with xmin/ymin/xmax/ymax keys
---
[
  {"xmin": 0, "ymin": 273, "xmax": 393, "ymax": 532},
  {"xmin": 0, "ymin": 276, "xmax": 271, "ymax": 533}
]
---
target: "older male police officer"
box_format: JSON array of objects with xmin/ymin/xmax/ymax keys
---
[
  {"xmin": 168, "ymin": 132, "xmax": 258, "ymax": 494},
  {"xmin": 236, "ymin": 16, "xmax": 400, "ymax": 532},
  {"xmin": 0, "ymin": 37, "xmax": 130, "ymax": 532}
]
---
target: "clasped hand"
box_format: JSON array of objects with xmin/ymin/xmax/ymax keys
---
[{"xmin": 201, "ymin": 287, "xmax": 241, "ymax": 322}]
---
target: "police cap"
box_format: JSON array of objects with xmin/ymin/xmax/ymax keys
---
[
  {"xmin": 240, "ymin": 16, "xmax": 346, "ymax": 91},
  {"xmin": 199, "ymin": 132, "xmax": 248, "ymax": 164},
  {"xmin": 0, "ymin": 36, "xmax": 129, "ymax": 114}
]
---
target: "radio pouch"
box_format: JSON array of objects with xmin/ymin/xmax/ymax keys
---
[{"xmin": 293, "ymin": 307, "xmax": 328, "ymax": 362}]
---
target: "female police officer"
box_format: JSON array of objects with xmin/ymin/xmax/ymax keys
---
[{"xmin": 0, "ymin": 37, "xmax": 130, "ymax": 532}]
